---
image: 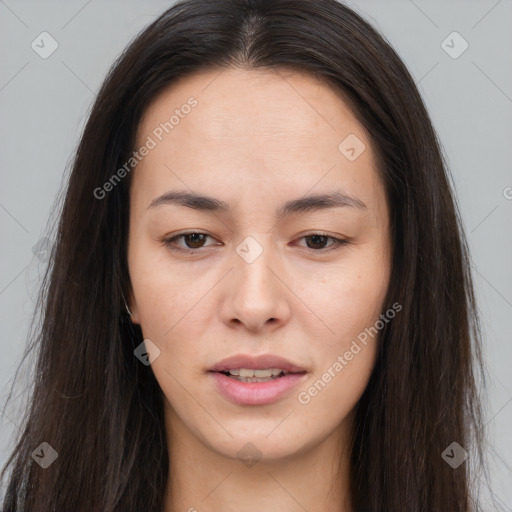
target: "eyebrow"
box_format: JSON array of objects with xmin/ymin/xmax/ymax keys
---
[{"xmin": 147, "ymin": 190, "xmax": 367, "ymax": 216}]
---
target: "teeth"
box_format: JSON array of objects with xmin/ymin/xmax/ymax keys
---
[
  {"xmin": 231, "ymin": 376, "xmax": 276, "ymax": 383},
  {"xmin": 228, "ymin": 368, "xmax": 286, "ymax": 377}
]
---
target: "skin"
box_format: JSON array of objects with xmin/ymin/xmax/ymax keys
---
[{"xmin": 127, "ymin": 66, "xmax": 391, "ymax": 512}]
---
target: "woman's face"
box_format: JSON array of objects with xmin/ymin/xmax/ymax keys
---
[{"xmin": 127, "ymin": 67, "xmax": 391, "ymax": 462}]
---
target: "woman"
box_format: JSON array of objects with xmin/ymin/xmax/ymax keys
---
[{"xmin": 0, "ymin": 0, "xmax": 490, "ymax": 510}]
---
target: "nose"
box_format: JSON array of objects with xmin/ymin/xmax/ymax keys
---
[{"xmin": 219, "ymin": 240, "xmax": 291, "ymax": 333}]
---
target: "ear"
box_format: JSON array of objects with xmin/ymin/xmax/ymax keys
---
[
  {"xmin": 123, "ymin": 287, "xmax": 140, "ymax": 324},
  {"xmin": 126, "ymin": 291, "xmax": 140, "ymax": 324}
]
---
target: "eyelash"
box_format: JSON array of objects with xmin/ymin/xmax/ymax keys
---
[{"xmin": 162, "ymin": 231, "xmax": 349, "ymax": 254}]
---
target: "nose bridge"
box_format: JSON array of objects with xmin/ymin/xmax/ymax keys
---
[
  {"xmin": 222, "ymin": 234, "xmax": 290, "ymax": 330},
  {"xmin": 234, "ymin": 234, "xmax": 277, "ymax": 302}
]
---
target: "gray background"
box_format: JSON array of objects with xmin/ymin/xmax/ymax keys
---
[{"xmin": 1, "ymin": 0, "xmax": 511, "ymax": 508}]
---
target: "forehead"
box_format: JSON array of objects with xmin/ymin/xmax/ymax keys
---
[
  {"xmin": 132, "ymin": 67, "xmax": 382, "ymax": 211},
  {"xmin": 137, "ymin": 66, "xmax": 364, "ymax": 145}
]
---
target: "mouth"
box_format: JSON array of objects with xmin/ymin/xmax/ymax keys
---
[
  {"xmin": 208, "ymin": 354, "xmax": 308, "ymax": 405},
  {"xmin": 214, "ymin": 368, "xmax": 303, "ymax": 383},
  {"xmin": 209, "ymin": 353, "xmax": 307, "ymax": 375}
]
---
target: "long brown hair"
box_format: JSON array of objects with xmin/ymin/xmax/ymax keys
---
[{"xmin": 1, "ymin": 0, "xmax": 491, "ymax": 510}]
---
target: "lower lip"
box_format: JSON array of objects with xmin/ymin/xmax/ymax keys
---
[{"xmin": 210, "ymin": 372, "xmax": 307, "ymax": 405}]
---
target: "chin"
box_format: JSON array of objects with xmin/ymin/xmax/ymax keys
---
[{"xmin": 202, "ymin": 422, "xmax": 321, "ymax": 465}]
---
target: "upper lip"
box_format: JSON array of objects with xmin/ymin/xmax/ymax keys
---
[{"xmin": 209, "ymin": 354, "xmax": 307, "ymax": 374}]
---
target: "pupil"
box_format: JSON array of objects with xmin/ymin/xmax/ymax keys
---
[
  {"xmin": 185, "ymin": 233, "xmax": 205, "ymax": 248},
  {"xmin": 306, "ymin": 235, "xmax": 327, "ymax": 249}
]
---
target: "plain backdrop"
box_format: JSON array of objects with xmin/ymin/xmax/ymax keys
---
[{"xmin": 1, "ymin": 0, "xmax": 511, "ymax": 508}]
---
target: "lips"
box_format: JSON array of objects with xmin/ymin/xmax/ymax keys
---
[
  {"xmin": 210, "ymin": 371, "xmax": 307, "ymax": 405},
  {"xmin": 208, "ymin": 354, "xmax": 308, "ymax": 405},
  {"xmin": 208, "ymin": 353, "xmax": 307, "ymax": 374}
]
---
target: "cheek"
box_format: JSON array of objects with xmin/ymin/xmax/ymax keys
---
[
  {"xmin": 302, "ymin": 252, "xmax": 390, "ymax": 349},
  {"xmin": 295, "ymin": 342, "xmax": 377, "ymax": 436},
  {"xmin": 128, "ymin": 235, "xmax": 211, "ymax": 331},
  {"xmin": 299, "ymin": 252, "xmax": 389, "ymax": 415},
  {"xmin": 294, "ymin": 266, "xmax": 387, "ymax": 423}
]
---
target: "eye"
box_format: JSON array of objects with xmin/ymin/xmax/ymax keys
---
[
  {"xmin": 162, "ymin": 231, "xmax": 349, "ymax": 254},
  {"xmin": 295, "ymin": 233, "xmax": 349, "ymax": 252},
  {"xmin": 163, "ymin": 232, "xmax": 218, "ymax": 253}
]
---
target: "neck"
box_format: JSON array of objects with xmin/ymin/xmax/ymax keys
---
[{"xmin": 163, "ymin": 405, "xmax": 354, "ymax": 512}]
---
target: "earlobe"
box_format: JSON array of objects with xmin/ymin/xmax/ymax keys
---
[
  {"xmin": 127, "ymin": 305, "xmax": 140, "ymax": 324},
  {"xmin": 121, "ymin": 289, "xmax": 139, "ymax": 323}
]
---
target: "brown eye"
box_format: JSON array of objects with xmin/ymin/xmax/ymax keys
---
[
  {"xmin": 181, "ymin": 233, "xmax": 207, "ymax": 249},
  {"xmin": 163, "ymin": 232, "xmax": 216, "ymax": 252},
  {"xmin": 297, "ymin": 234, "xmax": 349, "ymax": 252},
  {"xmin": 304, "ymin": 234, "xmax": 330, "ymax": 250}
]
